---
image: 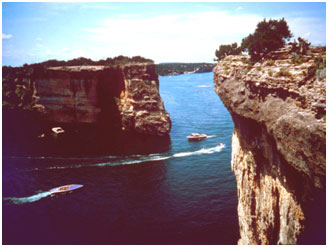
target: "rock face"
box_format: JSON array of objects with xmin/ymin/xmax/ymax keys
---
[
  {"xmin": 214, "ymin": 46, "xmax": 326, "ymax": 244},
  {"xmin": 34, "ymin": 64, "xmax": 171, "ymax": 136},
  {"xmin": 118, "ymin": 65, "xmax": 171, "ymax": 135}
]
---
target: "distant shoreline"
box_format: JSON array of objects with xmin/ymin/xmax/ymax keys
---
[{"xmin": 155, "ymin": 63, "xmax": 216, "ymax": 76}]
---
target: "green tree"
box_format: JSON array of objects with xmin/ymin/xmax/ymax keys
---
[
  {"xmin": 215, "ymin": 42, "xmax": 241, "ymax": 60},
  {"xmin": 241, "ymin": 18, "xmax": 292, "ymax": 61}
]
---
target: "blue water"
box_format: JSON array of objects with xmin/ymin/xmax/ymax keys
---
[{"xmin": 2, "ymin": 72, "xmax": 239, "ymax": 244}]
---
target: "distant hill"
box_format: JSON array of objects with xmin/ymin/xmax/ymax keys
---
[
  {"xmin": 155, "ymin": 63, "xmax": 216, "ymax": 76},
  {"xmin": 3, "ymin": 56, "xmax": 154, "ymax": 71},
  {"xmin": 3, "ymin": 57, "xmax": 216, "ymax": 79}
]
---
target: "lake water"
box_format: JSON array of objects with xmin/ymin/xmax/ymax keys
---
[{"xmin": 2, "ymin": 72, "xmax": 239, "ymax": 244}]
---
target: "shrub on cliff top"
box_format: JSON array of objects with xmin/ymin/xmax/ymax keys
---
[
  {"xmin": 241, "ymin": 18, "xmax": 292, "ymax": 61},
  {"xmin": 215, "ymin": 42, "xmax": 241, "ymax": 61},
  {"xmin": 3, "ymin": 56, "xmax": 154, "ymax": 71},
  {"xmin": 307, "ymin": 55, "xmax": 326, "ymax": 80}
]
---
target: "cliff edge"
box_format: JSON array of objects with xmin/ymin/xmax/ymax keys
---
[{"xmin": 214, "ymin": 45, "xmax": 326, "ymax": 244}]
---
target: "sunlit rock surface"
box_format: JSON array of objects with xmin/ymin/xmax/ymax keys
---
[{"xmin": 214, "ymin": 45, "xmax": 326, "ymax": 244}]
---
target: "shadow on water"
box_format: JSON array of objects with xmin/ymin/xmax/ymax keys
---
[{"xmin": 3, "ymin": 110, "xmax": 171, "ymax": 158}]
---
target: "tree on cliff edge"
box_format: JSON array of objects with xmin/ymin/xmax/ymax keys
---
[
  {"xmin": 241, "ymin": 18, "xmax": 292, "ymax": 61},
  {"xmin": 215, "ymin": 42, "xmax": 241, "ymax": 61}
]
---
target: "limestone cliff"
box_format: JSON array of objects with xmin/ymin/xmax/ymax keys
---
[
  {"xmin": 3, "ymin": 63, "xmax": 171, "ymax": 156},
  {"xmin": 33, "ymin": 64, "xmax": 171, "ymax": 136},
  {"xmin": 214, "ymin": 45, "xmax": 326, "ymax": 244}
]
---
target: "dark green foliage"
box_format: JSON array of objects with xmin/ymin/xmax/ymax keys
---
[
  {"xmin": 292, "ymin": 53, "xmax": 304, "ymax": 65},
  {"xmin": 241, "ymin": 18, "xmax": 292, "ymax": 61},
  {"xmin": 215, "ymin": 42, "xmax": 241, "ymax": 60},
  {"xmin": 2, "ymin": 66, "xmax": 35, "ymax": 109},
  {"xmin": 3, "ymin": 83, "xmax": 34, "ymax": 109},
  {"xmin": 4, "ymin": 55, "xmax": 154, "ymax": 70},
  {"xmin": 294, "ymin": 54, "xmax": 303, "ymax": 64},
  {"xmin": 155, "ymin": 63, "xmax": 216, "ymax": 76},
  {"xmin": 307, "ymin": 56, "xmax": 326, "ymax": 80},
  {"xmin": 314, "ymin": 56, "xmax": 326, "ymax": 70}
]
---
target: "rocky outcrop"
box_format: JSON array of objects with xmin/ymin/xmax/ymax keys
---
[
  {"xmin": 214, "ymin": 46, "xmax": 325, "ymax": 244},
  {"xmin": 118, "ymin": 65, "xmax": 171, "ymax": 135},
  {"xmin": 34, "ymin": 64, "xmax": 171, "ymax": 136}
]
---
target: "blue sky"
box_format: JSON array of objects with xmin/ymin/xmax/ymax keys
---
[{"xmin": 2, "ymin": 2, "xmax": 326, "ymax": 66}]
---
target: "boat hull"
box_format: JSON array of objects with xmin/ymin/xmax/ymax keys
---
[
  {"xmin": 50, "ymin": 184, "xmax": 83, "ymax": 194},
  {"xmin": 187, "ymin": 136, "xmax": 207, "ymax": 141}
]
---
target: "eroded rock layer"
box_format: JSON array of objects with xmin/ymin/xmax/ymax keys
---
[{"xmin": 214, "ymin": 46, "xmax": 326, "ymax": 244}]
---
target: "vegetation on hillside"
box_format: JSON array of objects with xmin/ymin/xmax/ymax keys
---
[
  {"xmin": 241, "ymin": 18, "xmax": 292, "ymax": 61},
  {"xmin": 307, "ymin": 55, "xmax": 326, "ymax": 80},
  {"xmin": 2, "ymin": 66, "xmax": 35, "ymax": 110},
  {"xmin": 2, "ymin": 82, "xmax": 34, "ymax": 110},
  {"xmin": 215, "ymin": 18, "xmax": 292, "ymax": 61},
  {"xmin": 17, "ymin": 55, "xmax": 154, "ymax": 68},
  {"xmin": 155, "ymin": 63, "xmax": 216, "ymax": 76},
  {"xmin": 214, "ymin": 18, "xmax": 326, "ymax": 82},
  {"xmin": 215, "ymin": 43, "xmax": 241, "ymax": 61}
]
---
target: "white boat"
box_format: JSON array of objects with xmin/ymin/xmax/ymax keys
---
[
  {"xmin": 187, "ymin": 133, "xmax": 207, "ymax": 141},
  {"xmin": 52, "ymin": 127, "xmax": 65, "ymax": 135},
  {"xmin": 50, "ymin": 184, "xmax": 83, "ymax": 194}
]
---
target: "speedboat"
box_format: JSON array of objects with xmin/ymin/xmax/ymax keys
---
[
  {"xmin": 52, "ymin": 127, "xmax": 64, "ymax": 135},
  {"xmin": 50, "ymin": 184, "xmax": 83, "ymax": 194},
  {"xmin": 187, "ymin": 133, "xmax": 207, "ymax": 141}
]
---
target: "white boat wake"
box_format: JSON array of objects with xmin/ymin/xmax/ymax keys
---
[
  {"xmin": 206, "ymin": 135, "xmax": 217, "ymax": 139},
  {"xmin": 4, "ymin": 184, "xmax": 84, "ymax": 204},
  {"xmin": 197, "ymin": 85, "xmax": 212, "ymax": 88},
  {"xmin": 87, "ymin": 144, "xmax": 224, "ymax": 168},
  {"xmin": 4, "ymin": 144, "xmax": 225, "ymax": 204},
  {"xmin": 12, "ymin": 144, "xmax": 225, "ymax": 171},
  {"xmin": 4, "ymin": 191, "xmax": 52, "ymax": 204}
]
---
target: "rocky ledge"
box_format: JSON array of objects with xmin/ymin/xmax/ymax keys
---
[{"xmin": 214, "ymin": 45, "xmax": 325, "ymax": 244}]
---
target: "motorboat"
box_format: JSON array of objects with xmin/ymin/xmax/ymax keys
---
[
  {"xmin": 50, "ymin": 184, "xmax": 83, "ymax": 194},
  {"xmin": 52, "ymin": 127, "xmax": 65, "ymax": 135},
  {"xmin": 187, "ymin": 133, "xmax": 207, "ymax": 141}
]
